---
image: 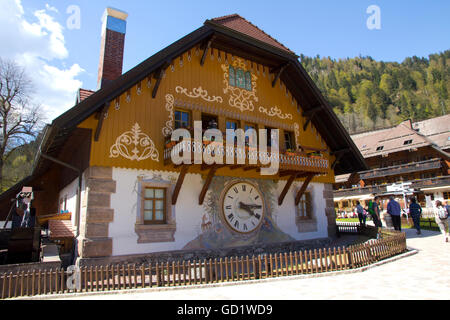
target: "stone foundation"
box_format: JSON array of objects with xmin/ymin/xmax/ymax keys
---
[{"xmin": 77, "ymin": 166, "xmax": 116, "ymax": 260}]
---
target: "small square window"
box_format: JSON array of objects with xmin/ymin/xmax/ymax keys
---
[
  {"xmin": 376, "ymin": 146, "xmax": 384, "ymax": 151},
  {"xmin": 143, "ymin": 187, "xmax": 166, "ymax": 224},
  {"xmin": 403, "ymin": 140, "xmax": 413, "ymax": 145}
]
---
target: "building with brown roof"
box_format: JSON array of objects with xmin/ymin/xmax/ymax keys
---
[
  {"xmin": 0, "ymin": 9, "xmax": 365, "ymax": 265},
  {"xmin": 334, "ymin": 115, "xmax": 450, "ymax": 215}
]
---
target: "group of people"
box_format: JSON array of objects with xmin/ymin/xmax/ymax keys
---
[{"xmin": 354, "ymin": 196, "xmax": 450, "ymax": 242}]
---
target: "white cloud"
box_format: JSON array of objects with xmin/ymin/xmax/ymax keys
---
[{"xmin": 0, "ymin": 0, "xmax": 84, "ymax": 121}]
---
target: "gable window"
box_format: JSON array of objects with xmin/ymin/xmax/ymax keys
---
[
  {"xmin": 403, "ymin": 139, "xmax": 413, "ymax": 145},
  {"xmin": 376, "ymin": 146, "xmax": 384, "ymax": 151},
  {"xmin": 284, "ymin": 131, "xmax": 294, "ymax": 150},
  {"xmin": 229, "ymin": 66, "xmax": 252, "ymax": 91},
  {"xmin": 174, "ymin": 109, "xmax": 190, "ymax": 129}
]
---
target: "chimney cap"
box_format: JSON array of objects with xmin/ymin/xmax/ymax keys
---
[{"xmin": 103, "ymin": 7, "xmax": 128, "ymax": 21}]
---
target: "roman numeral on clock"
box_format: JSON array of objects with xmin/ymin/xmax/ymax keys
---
[
  {"xmin": 225, "ymin": 205, "xmax": 232, "ymax": 210},
  {"xmin": 234, "ymin": 220, "xmax": 239, "ymax": 229},
  {"xmin": 228, "ymin": 213, "xmax": 234, "ymax": 221}
]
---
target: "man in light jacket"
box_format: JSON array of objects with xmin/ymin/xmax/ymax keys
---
[{"xmin": 387, "ymin": 196, "xmax": 402, "ymax": 231}]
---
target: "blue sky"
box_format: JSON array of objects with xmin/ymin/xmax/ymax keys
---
[{"xmin": 1, "ymin": 0, "xmax": 449, "ymax": 120}]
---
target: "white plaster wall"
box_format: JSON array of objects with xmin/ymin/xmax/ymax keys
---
[
  {"xmin": 275, "ymin": 182, "xmax": 327, "ymax": 240},
  {"xmin": 110, "ymin": 168, "xmax": 328, "ymax": 256},
  {"xmin": 110, "ymin": 168, "xmax": 205, "ymax": 256}
]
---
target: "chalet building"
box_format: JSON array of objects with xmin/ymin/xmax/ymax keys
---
[
  {"xmin": 0, "ymin": 9, "xmax": 365, "ymax": 265},
  {"xmin": 334, "ymin": 115, "xmax": 450, "ymax": 213}
]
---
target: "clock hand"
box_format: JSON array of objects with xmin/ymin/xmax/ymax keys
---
[{"xmin": 239, "ymin": 202, "xmax": 255, "ymax": 216}]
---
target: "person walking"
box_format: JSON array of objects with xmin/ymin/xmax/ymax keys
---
[
  {"xmin": 434, "ymin": 200, "xmax": 449, "ymax": 242},
  {"xmin": 368, "ymin": 197, "xmax": 382, "ymax": 228},
  {"xmin": 355, "ymin": 201, "xmax": 366, "ymax": 227},
  {"xmin": 409, "ymin": 197, "xmax": 422, "ymax": 235},
  {"xmin": 387, "ymin": 196, "xmax": 402, "ymax": 231}
]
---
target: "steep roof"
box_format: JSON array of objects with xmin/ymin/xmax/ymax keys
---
[
  {"xmin": 352, "ymin": 115, "xmax": 450, "ymax": 159},
  {"xmin": 9, "ymin": 14, "xmax": 367, "ymax": 191},
  {"xmin": 211, "ymin": 14, "xmax": 294, "ymax": 54}
]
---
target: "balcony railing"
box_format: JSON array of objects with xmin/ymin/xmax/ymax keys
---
[
  {"xmin": 163, "ymin": 139, "xmax": 329, "ymax": 174},
  {"xmin": 359, "ymin": 158, "xmax": 442, "ymax": 180},
  {"xmin": 333, "ymin": 175, "xmax": 450, "ymax": 198}
]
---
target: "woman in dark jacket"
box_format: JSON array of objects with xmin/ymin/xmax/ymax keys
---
[{"xmin": 409, "ymin": 197, "xmax": 422, "ymax": 235}]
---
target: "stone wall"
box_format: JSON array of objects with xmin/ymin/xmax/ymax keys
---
[{"xmin": 77, "ymin": 166, "xmax": 116, "ymax": 261}]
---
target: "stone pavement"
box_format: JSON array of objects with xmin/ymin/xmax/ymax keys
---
[{"xmin": 55, "ymin": 228, "xmax": 449, "ymax": 300}]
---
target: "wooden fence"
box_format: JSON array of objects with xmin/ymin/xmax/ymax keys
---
[{"xmin": 0, "ymin": 231, "xmax": 406, "ymax": 299}]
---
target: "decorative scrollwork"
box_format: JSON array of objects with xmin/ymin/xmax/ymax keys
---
[
  {"xmin": 162, "ymin": 94, "xmax": 174, "ymax": 137},
  {"xmin": 110, "ymin": 123, "xmax": 159, "ymax": 162},
  {"xmin": 294, "ymin": 123, "xmax": 300, "ymax": 150},
  {"xmin": 221, "ymin": 60, "xmax": 258, "ymax": 112},
  {"xmin": 259, "ymin": 106, "xmax": 293, "ymax": 120},
  {"xmin": 175, "ymin": 86, "xmax": 223, "ymax": 103}
]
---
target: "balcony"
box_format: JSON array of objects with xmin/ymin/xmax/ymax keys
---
[
  {"xmin": 163, "ymin": 139, "xmax": 329, "ymax": 175},
  {"xmin": 333, "ymin": 175, "xmax": 450, "ymax": 199},
  {"xmin": 359, "ymin": 158, "xmax": 442, "ymax": 180},
  {"xmin": 163, "ymin": 134, "xmax": 329, "ymax": 207}
]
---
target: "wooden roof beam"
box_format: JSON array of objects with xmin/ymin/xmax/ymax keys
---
[
  {"xmin": 278, "ymin": 173, "xmax": 298, "ymax": 206},
  {"xmin": 271, "ymin": 63, "xmax": 289, "ymax": 88},
  {"xmin": 302, "ymin": 105, "xmax": 322, "ymax": 131},
  {"xmin": 199, "ymin": 166, "xmax": 218, "ymax": 205},
  {"xmin": 172, "ymin": 165, "xmax": 189, "ymax": 205},
  {"xmin": 152, "ymin": 61, "xmax": 171, "ymax": 99},
  {"xmin": 200, "ymin": 36, "xmax": 215, "ymax": 66},
  {"xmin": 94, "ymin": 102, "xmax": 109, "ymax": 142}
]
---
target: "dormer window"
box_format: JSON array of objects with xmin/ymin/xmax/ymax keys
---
[
  {"xmin": 376, "ymin": 146, "xmax": 384, "ymax": 151},
  {"xmin": 403, "ymin": 139, "xmax": 412, "ymax": 145},
  {"xmin": 229, "ymin": 66, "xmax": 252, "ymax": 91}
]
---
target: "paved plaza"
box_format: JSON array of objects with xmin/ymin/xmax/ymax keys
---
[{"xmin": 51, "ymin": 227, "xmax": 449, "ymax": 300}]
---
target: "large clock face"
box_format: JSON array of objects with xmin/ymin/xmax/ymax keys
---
[{"xmin": 221, "ymin": 181, "xmax": 265, "ymax": 234}]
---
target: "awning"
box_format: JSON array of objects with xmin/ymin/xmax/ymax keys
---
[{"xmin": 49, "ymin": 220, "xmax": 75, "ymax": 239}]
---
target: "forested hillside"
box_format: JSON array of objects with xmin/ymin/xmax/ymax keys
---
[{"xmin": 301, "ymin": 50, "xmax": 450, "ymax": 134}]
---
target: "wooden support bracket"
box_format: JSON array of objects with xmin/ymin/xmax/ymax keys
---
[
  {"xmin": 152, "ymin": 61, "xmax": 171, "ymax": 99},
  {"xmin": 302, "ymin": 105, "xmax": 322, "ymax": 131},
  {"xmin": 278, "ymin": 173, "xmax": 298, "ymax": 206},
  {"xmin": 200, "ymin": 36, "xmax": 215, "ymax": 66},
  {"xmin": 271, "ymin": 63, "xmax": 289, "ymax": 88},
  {"xmin": 294, "ymin": 173, "xmax": 315, "ymax": 206},
  {"xmin": 172, "ymin": 165, "xmax": 189, "ymax": 205},
  {"xmin": 199, "ymin": 166, "xmax": 218, "ymax": 205},
  {"xmin": 94, "ymin": 102, "xmax": 109, "ymax": 142}
]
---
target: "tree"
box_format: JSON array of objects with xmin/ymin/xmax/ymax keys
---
[{"xmin": 0, "ymin": 58, "xmax": 43, "ymax": 191}]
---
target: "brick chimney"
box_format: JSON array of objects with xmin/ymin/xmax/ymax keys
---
[{"xmin": 97, "ymin": 8, "xmax": 128, "ymax": 89}]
